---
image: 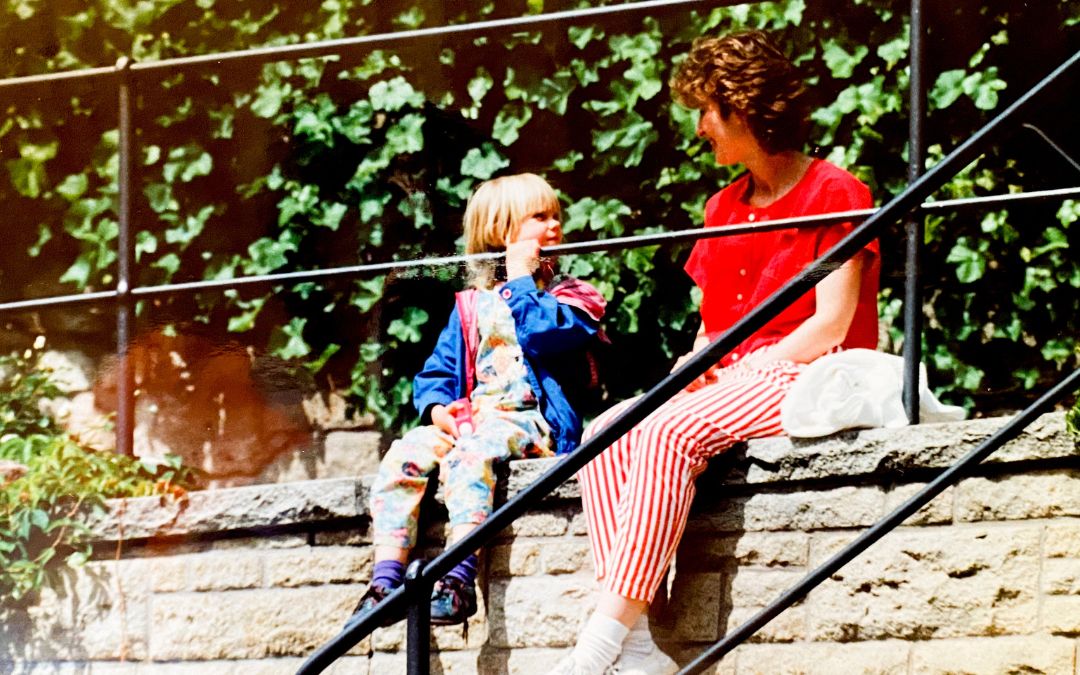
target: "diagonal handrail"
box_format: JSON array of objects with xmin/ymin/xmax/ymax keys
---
[{"xmin": 297, "ymin": 46, "xmax": 1080, "ymax": 674}]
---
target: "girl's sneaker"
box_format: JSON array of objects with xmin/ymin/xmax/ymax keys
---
[
  {"xmin": 429, "ymin": 576, "xmax": 478, "ymax": 625},
  {"xmin": 345, "ymin": 582, "xmax": 400, "ymax": 628}
]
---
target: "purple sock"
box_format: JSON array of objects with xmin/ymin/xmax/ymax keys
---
[
  {"xmin": 445, "ymin": 554, "xmax": 478, "ymax": 586},
  {"xmin": 372, "ymin": 560, "xmax": 405, "ymax": 589}
]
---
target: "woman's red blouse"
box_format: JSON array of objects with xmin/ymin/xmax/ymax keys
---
[{"xmin": 684, "ymin": 159, "xmax": 879, "ymax": 366}]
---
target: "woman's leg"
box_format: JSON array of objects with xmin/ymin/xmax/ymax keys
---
[{"xmin": 605, "ymin": 366, "xmax": 795, "ymax": 600}]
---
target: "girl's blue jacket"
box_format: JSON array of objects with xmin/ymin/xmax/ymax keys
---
[{"xmin": 412, "ymin": 275, "xmax": 600, "ymax": 455}]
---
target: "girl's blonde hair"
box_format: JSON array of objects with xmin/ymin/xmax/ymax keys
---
[{"xmin": 463, "ymin": 173, "xmax": 560, "ymax": 289}]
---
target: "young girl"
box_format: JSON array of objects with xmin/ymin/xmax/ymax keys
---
[{"xmin": 350, "ymin": 173, "xmax": 606, "ymax": 627}]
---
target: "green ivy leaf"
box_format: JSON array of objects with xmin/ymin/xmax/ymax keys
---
[
  {"xmin": 460, "ymin": 143, "xmax": 509, "ymax": 180},
  {"xmin": 369, "ymin": 77, "xmax": 425, "ymax": 112},
  {"xmin": 822, "ymin": 40, "xmax": 869, "ymax": 79},
  {"xmin": 351, "ymin": 276, "xmax": 386, "ymax": 313},
  {"xmin": 270, "ymin": 318, "xmax": 311, "ymax": 360},
  {"xmin": 492, "ymin": 102, "xmax": 533, "ymax": 146},
  {"xmin": 930, "ymin": 69, "xmax": 966, "ymax": 110},
  {"xmin": 946, "ymin": 237, "xmax": 989, "ymax": 283},
  {"xmin": 387, "ymin": 306, "xmax": 430, "ymax": 343}
]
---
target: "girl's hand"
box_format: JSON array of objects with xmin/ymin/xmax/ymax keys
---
[
  {"xmin": 506, "ymin": 238, "xmax": 541, "ymax": 280},
  {"xmin": 431, "ymin": 400, "xmax": 468, "ymax": 438}
]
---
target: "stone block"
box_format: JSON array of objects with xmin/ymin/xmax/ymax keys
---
[
  {"xmin": 367, "ymin": 592, "xmax": 488, "ymax": 654},
  {"xmin": 150, "ymin": 557, "xmax": 189, "ymax": 592},
  {"xmin": 124, "ymin": 660, "xmax": 310, "ymax": 674},
  {"xmin": 735, "ymin": 641, "xmax": 909, "ymax": 674},
  {"xmin": 149, "ymin": 586, "xmax": 370, "ymax": 659},
  {"xmin": 955, "ymin": 471, "xmax": 1080, "ymax": 522},
  {"xmin": 724, "ymin": 605, "xmax": 805, "ymax": 643},
  {"xmin": 210, "ymin": 534, "xmax": 309, "ymax": 551},
  {"xmin": 264, "ymin": 546, "xmax": 372, "ymax": 587},
  {"xmin": 486, "ymin": 576, "xmax": 597, "ymax": 648},
  {"xmin": 729, "ymin": 569, "xmax": 804, "ymax": 608},
  {"xmin": 492, "ymin": 647, "xmax": 591, "ymax": 675},
  {"xmin": 1043, "ymin": 596, "xmax": 1080, "ymax": 634},
  {"xmin": 690, "ymin": 486, "xmax": 883, "ymax": 533},
  {"xmin": 313, "ymin": 526, "xmax": 372, "ymax": 546},
  {"xmin": 1043, "ymin": 558, "xmax": 1080, "ymax": 596},
  {"xmin": 654, "ymin": 571, "xmax": 723, "ymax": 642},
  {"xmin": 1045, "ymin": 521, "xmax": 1080, "ymax": 558},
  {"xmin": 503, "ymin": 511, "xmax": 570, "ymax": 538},
  {"xmin": 489, "ymin": 542, "xmax": 541, "ymax": 577},
  {"xmin": 911, "ymin": 635, "xmax": 1075, "ymax": 674},
  {"xmin": 690, "ymin": 532, "xmax": 809, "ymax": 571},
  {"xmin": 884, "ymin": 482, "xmax": 954, "ymax": 526},
  {"xmin": 504, "ymin": 458, "xmax": 580, "ymax": 502},
  {"xmin": 2, "ymin": 560, "xmax": 151, "ymax": 661},
  {"xmin": 542, "ymin": 541, "xmax": 592, "ymax": 575},
  {"xmin": 188, "ymin": 551, "xmax": 264, "ymax": 591},
  {"xmin": 806, "ymin": 526, "xmax": 1040, "ymax": 641},
  {"xmin": 259, "ymin": 430, "xmax": 381, "ymax": 483}
]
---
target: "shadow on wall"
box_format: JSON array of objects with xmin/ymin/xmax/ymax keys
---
[{"xmin": 89, "ymin": 328, "xmax": 317, "ymax": 486}]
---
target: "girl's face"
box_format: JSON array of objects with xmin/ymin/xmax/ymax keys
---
[
  {"xmin": 510, "ymin": 206, "xmax": 562, "ymax": 247},
  {"xmin": 697, "ymin": 102, "xmax": 756, "ymax": 166}
]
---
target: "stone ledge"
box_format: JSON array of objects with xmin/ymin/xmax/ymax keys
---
[
  {"xmin": 88, "ymin": 476, "xmax": 369, "ymax": 541},
  {"xmin": 743, "ymin": 412, "xmax": 1074, "ymax": 484},
  {"xmin": 88, "ymin": 413, "xmax": 1075, "ymax": 542}
]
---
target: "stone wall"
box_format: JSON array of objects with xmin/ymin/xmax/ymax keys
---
[{"xmin": 1, "ymin": 413, "xmax": 1078, "ymax": 674}]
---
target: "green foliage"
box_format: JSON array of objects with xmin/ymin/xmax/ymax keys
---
[
  {"xmin": 0, "ymin": 348, "xmax": 197, "ymax": 603},
  {"xmin": 1, "ymin": 0, "xmax": 1077, "ymax": 431}
]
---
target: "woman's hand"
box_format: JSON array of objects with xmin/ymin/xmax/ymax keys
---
[
  {"xmin": 673, "ymin": 331, "xmax": 719, "ymax": 391},
  {"xmin": 506, "ymin": 238, "xmax": 541, "ymax": 280},
  {"xmin": 431, "ymin": 400, "xmax": 469, "ymax": 438}
]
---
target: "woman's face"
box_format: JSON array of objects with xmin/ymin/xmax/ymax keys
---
[{"xmin": 696, "ymin": 102, "xmax": 755, "ymax": 166}]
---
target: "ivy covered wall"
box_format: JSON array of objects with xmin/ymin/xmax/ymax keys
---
[{"xmin": 1, "ymin": 0, "xmax": 1077, "ymax": 435}]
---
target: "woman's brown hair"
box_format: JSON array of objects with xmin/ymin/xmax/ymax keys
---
[{"xmin": 670, "ymin": 30, "xmax": 808, "ymax": 154}]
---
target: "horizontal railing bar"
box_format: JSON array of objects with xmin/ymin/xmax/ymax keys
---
[
  {"xmin": 681, "ymin": 365, "xmax": 1080, "ymax": 674},
  {"xmin": 0, "ymin": 290, "xmax": 118, "ymax": 314},
  {"xmin": 0, "ymin": 0, "xmax": 733, "ymax": 91},
  {"xmin": 2, "ymin": 186, "xmax": 1076, "ymax": 318},
  {"xmin": 297, "ymin": 47, "xmax": 1080, "ymax": 674},
  {"xmin": 0, "ymin": 65, "xmax": 117, "ymax": 93}
]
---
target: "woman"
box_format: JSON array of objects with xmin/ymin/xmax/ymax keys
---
[{"xmin": 554, "ymin": 30, "xmax": 879, "ymax": 675}]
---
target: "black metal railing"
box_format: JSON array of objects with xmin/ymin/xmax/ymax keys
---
[{"xmin": 0, "ymin": 1, "xmax": 1076, "ymax": 673}]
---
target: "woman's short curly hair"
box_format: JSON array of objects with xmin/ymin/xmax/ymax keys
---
[{"xmin": 670, "ymin": 30, "xmax": 808, "ymax": 155}]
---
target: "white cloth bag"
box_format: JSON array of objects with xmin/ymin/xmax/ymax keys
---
[{"xmin": 781, "ymin": 348, "xmax": 966, "ymax": 438}]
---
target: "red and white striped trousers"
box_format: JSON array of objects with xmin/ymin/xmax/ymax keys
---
[{"xmin": 577, "ymin": 358, "xmax": 805, "ymax": 602}]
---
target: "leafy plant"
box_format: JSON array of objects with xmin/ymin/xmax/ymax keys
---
[
  {"xmin": 1, "ymin": 0, "xmax": 1077, "ymax": 433},
  {"xmin": 0, "ymin": 347, "xmax": 197, "ymax": 603}
]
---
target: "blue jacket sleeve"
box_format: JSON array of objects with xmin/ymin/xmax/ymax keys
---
[
  {"xmin": 412, "ymin": 305, "xmax": 465, "ymax": 423},
  {"xmin": 500, "ymin": 275, "xmax": 599, "ymax": 357}
]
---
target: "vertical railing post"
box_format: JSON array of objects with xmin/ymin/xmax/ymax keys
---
[
  {"xmin": 404, "ymin": 559, "xmax": 431, "ymax": 675},
  {"xmin": 115, "ymin": 56, "xmax": 137, "ymax": 456},
  {"xmin": 902, "ymin": 0, "xmax": 926, "ymax": 424}
]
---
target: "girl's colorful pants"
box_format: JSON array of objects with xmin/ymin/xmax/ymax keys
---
[
  {"xmin": 578, "ymin": 358, "xmax": 804, "ymax": 602},
  {"xmin": 371, "ymin": 409, "xmax": 549, "ymax": 549}
]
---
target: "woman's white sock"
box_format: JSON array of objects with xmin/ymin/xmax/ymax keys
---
[
  {"xmin": 621, "ymin": 613, "xmax": 655, "ymax": 658},
  {"xmin": 569, "ymin": 612, "xmax": 628, "ymax": 673}
]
